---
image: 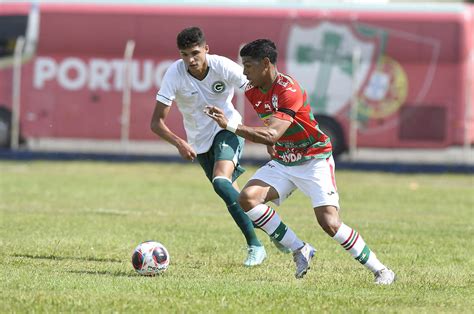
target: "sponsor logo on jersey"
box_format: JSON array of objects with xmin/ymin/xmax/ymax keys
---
[{"xmin": 212, "ymin": 81, "xmax": 226, "ymax": 93}]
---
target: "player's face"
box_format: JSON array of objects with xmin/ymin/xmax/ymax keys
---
[
  {"xmin": 242, "ymin": 57, "xmax": 267, "ymax": 88},
  {"xmin": 179, "ymin": 44, "xmax": 209, "ymax": 76}
]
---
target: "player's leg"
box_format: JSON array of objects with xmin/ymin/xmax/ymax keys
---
[
  {"xmin": 210, "ymin": 131, "xmax": 265, "ymax": 266},
  {"xmin": 232, "ymin": 171, "xmax": 291, "ymax": 255},
  {"xmin": 297, "ymin": 156, "xmax": 395, "ymax": 284},
  {"xmin": 212, "ymin": 159, "xmax": 266, "ymax": 266},
  {"xmin": 314, "ymin": 205, "xmax": 394, "ymax": 283},
  {"xmin": 239, "ymin": 161, "xmax": 315, "ymax": 278}
]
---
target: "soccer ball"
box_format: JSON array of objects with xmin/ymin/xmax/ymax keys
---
[{"xmin": 132, "ymin": 241, "xmax": 170, "ymax": 276}]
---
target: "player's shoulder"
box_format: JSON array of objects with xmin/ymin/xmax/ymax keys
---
[
  {"xmin": 208, "ymin": 54, "xmax": 235, "ymax": 64},
  {"xmin": 275, "ymin": 73, "xmax": 301, "ymax": 94},
  {"xmin": 208, "ymin": 54, "xmax": 240, "ymax": 69},
  {"xmin": 244, "ymin": 82, "xmax": 257, "ymax": 93},
  {"xmin": 276, "ymin": 73, "xmax": 297, "ymax": 88},
  {"xmin": 165, "ymin": 59, "xmax": 186, "ymax": 76}
]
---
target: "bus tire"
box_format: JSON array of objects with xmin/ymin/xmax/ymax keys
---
[
  {"xmin": 0, "ymin": 107, "xmax": 12, "ymax": 148},
  {"xmin": 315, "ymin": 115, "xmax": 346, "ymax": 158}
]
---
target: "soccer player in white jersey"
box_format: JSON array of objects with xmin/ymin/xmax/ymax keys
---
[{"xmin": 150, "ymin": 27, "xmax": 267, "ymax": 266}]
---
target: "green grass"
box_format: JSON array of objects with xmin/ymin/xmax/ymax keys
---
[{"xmin": 0, "ymin": 161, "xmax": 473, "ymax": 313}]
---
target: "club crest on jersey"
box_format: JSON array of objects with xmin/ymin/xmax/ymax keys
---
[
  {"xmin": 272, "ymin": 94, "xmax": 278, "ymax": 110},
  {"xmin": 212, "ymin": 81, "xmax": 226, "ymax": 93},
  {"xmin": 277, "ymin": 77, "xmax": 289, "ymax": 87}
]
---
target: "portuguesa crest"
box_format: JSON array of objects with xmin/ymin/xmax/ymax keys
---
[{"xmin": 285, "ymin": 21, "xmax": 440, "ymax": 132}]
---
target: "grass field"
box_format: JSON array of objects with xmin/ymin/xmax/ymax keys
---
[{"xmin": 0, "ymin": 161, "xmax": 473, "ymax": 313}]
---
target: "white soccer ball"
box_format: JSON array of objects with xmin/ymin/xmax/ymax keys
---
[{"xmin": 132, "ymin": 241, "xmax": 170, "ymax": 276}]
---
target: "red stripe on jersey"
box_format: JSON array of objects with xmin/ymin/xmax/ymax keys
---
[{"xmin": 327, "ymin": 157, "xmax": 337, "ymax": 191}]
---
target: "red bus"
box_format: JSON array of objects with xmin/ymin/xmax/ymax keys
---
[{"xmin": 0, "ymin": 2, "xmax": 473, "ymax": 156}]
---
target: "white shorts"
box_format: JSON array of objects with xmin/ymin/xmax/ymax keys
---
[{"xmin": 249, "ymin": 156, "xmax": 340, "ymax": 209}]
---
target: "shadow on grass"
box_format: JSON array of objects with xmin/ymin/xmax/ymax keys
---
[
  {"xmin": 67, "ymin": 269, "xmax": 137, "ymax": 278},
  {"xmin": 12, "ymin": 253, "xmax": 122, "ymax": 263}
]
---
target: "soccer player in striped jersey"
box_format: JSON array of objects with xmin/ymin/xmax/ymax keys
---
[
  {"xmin": 205, "ymin": 39, "xmax": 395, "ymax": 284},
  {"xmin": 151, "ymin": 27, "xmax": 266, "ymax": 267}
]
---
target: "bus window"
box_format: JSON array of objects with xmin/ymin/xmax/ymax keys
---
[{"xmin": 0, "ymin": 16, "xmax": 28, "ymax": 57}]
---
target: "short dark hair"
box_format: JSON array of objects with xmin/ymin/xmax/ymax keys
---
[
  {"xmin": 176, "ymin": 27, "xmax": 206, "ymax": 50},
  {"xmin": 239, "ymin": 39, "xmax": 278, "ymax": 64}
]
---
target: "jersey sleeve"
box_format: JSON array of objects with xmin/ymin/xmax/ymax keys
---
[
  {"xmin": 272, "ymin": 86, "xmax": 303, "ymax": 122},
  {"xmin": 156, "ymin": 63, "xmax": 179, "ymax": 106},
  {"xmin": 220, "ymin": 56, "xmax": 248, "ymax": 90}
]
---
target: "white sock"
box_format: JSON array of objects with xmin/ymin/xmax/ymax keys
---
[
  {"xmin": 333, "ymin": 223, "xmax": 385, "ymax": 273},
  {"xmin": 246, "ymin": 204, "xmax": 304, "ymax": 251}
]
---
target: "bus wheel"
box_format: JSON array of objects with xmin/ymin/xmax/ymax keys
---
[
  {"xmin": 0, "ymin": 108, "xmax": 12, "ymax": 148},
  {"xmin": 315, "ymin": 115, "xmax": 346, "ymax": 158}
]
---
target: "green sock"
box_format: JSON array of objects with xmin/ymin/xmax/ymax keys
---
[{"xmin": 212, "ymin": 177, "xmax": 262, "ymax": 247}]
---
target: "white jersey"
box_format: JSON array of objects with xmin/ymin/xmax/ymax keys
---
[{"xmin": 156, "ymin": 54, "xmax": 247, "ymax": 154}]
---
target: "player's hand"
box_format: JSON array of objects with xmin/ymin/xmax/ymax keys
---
[
  {"xmin": 176, "ymin": 140, "xmax": 197, "ymax": 161},
  {"xmin": 266, "ymin": 145, "xmax": 276, "ymax": 157},
  {"xmin": 204, "ymin": 106, "xmax": 228, "ymax": 129}
]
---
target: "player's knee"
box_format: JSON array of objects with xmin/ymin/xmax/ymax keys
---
[
  {"xmin": 238, "ymin": 189, "xmax": 257, "ymax": 212},
  {"xmin": 212, "ymin": 177, "xmax": 226, "ymax": 195},
  {"xmin": 211, "ymin": 177, "xmax": 233, "ymax": 200}
]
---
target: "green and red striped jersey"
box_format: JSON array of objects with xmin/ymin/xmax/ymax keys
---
[{"xmin": 245, "ymin": 73, "xmax": 332, "ymax": 165}]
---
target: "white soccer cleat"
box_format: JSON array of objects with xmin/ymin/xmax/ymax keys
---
[
  {"xmin": 243, "ymin": 245, "xmax": 266, "ymax": 267},
  {"xmin": 374, "ymin": 268, "xmax": 396, "ymax": 285},
  {"xmin": 293, "ymin": 243, "xmax": 316, "ymax": 278}
]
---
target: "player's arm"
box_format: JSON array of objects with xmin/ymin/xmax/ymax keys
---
[
  {"xmin": 234, "ymin": 116, "xmax": 291, "ymax": 145},
  {"xmin": 151, "ymin": 101, "xmax": 197, "ymax": 161},
  {"xmin": 205, "ymin": 106, "xmax": 291, "ymax": 146}
]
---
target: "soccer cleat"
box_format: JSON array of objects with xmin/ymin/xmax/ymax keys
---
[
  {"xmin": 292, "ymin": 243, "xmax": 316, "ymax": 278},
  {"xmin": 374, "ymin": 268, "xmax": 396, "ymax": 285},
  {"xmin": 243, "ymin": 245, "xmax": 266, "ymax": 267},
  {"xmin": 270, "ymin": 237, "xmax": 292, "ymax": 254}
]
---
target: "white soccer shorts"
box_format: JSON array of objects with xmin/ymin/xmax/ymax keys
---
[{"xmin": 249, "ymin": 155, "xmax": 340, "ymax": 209}]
